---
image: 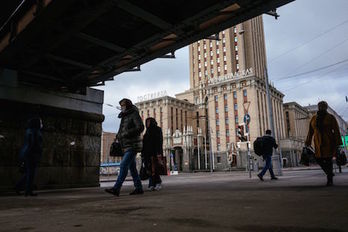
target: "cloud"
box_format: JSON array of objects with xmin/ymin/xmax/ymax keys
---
[{"xmin": 96, "ymin": 0, "xmax": 348, "ymax": 132}]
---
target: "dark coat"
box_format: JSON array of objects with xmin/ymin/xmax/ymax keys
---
[
  {"xmin": 305, "ymin": 112, "xmax": 342, "ymax": 158},
  {"xmin": 142, "ymin": 122, "xmax": 163, "ymax": 159},
  {"xmin": 117, "ymin": 105, "xmax": 144, "ymax": 152},
  {"xmin": 20, "ymin": 128, "xmax": 42, "ymax": 163},
  {"xmin": 262, "ymin": 134, "xmax": 278, "ymax": 156}
]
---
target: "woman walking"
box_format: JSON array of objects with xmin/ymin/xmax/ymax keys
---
[
  {"xmin": 142, "ymin": 117, "xmax": 164, "ymax": 191},
  {"xmin": 305, "ymin": 101, "xmax": 342, "ymax": 186}
]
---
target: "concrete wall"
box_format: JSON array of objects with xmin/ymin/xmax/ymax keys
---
[{"xmin": 0, "ymin": 79, "xmax": 104, "ymax": 192}]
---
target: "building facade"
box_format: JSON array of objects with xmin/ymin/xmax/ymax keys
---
[
  {"xmin": 281, "ymin": 102, "xmax": 309, "ymax": 167},
  {"xmin": 136, "ymin": 16, "xmax": 286, "ymax": 172}
]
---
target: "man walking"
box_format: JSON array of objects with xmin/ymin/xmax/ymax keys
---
[
  {"xmin": 257, "ymin": 129, "xmax": 278, "ymax": 181},
  {"xmin": 105, "ymin": 98, "xmax": 144, "ymax": 196}
]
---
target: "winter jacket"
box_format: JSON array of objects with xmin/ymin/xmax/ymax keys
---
[
  {"xmin": 262, "ymin": 134, "xmax": 278, "ymax": 156},
  {"xmin": 142, "ymin": 125, "xmax": 163, "ymax": 159},
  {"xmin": 305, "ymin": 112, "xmax": 342, "ymax": 158},
  {"xmin": 117, "ymin": 105, "xmax": 144, "ymax": 152}
]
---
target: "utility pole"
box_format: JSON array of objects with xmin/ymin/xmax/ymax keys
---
[{"xmin": 264, "ymin": 66, "xmax": 283, "ymax": 176}]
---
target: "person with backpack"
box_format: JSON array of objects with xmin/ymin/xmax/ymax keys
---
[
  {"xmin": 15, "ymin": 117, "xmax": 43, "ymax": 196},
  {"xmin": 305, "ymin": 101, "xmax": 342, "ymax": 186},
  {"xmin": 105, "ymin": 98, "xmax": 145, "ymax": 196},
  {"xmin": 257, "ymin": 129, "xmax": 278, "ymax": 181}
]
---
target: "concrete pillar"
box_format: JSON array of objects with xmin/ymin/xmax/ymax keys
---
[{"xmin": 0, "ymin": 71, "xmax": 104, "ymax": 191}]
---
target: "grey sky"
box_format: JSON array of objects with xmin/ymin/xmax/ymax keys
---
[{"xmin": 96, "ymin": 0, "xmax": 348, "ymax": 133}]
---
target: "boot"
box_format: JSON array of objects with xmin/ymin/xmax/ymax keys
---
[
  {"xmin": 326, "ymin": 175, "xmax": 333, "ymax": 186},
  {"xmin": 129, "ymin": 188, "xmax": 144, "ymax": 195},
  {"xmin": 105, "ymin": 188, "xmax": 120, "ymax": 196}
]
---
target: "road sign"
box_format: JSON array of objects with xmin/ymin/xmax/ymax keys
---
[{"xmin": 244, "ymin": 114, "xmax": 251, "ymax": 125}]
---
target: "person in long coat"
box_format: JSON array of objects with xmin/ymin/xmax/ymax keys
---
[
  {"xmin": 15, "ymin": 117, "xmax": 43, "ymax": 196},
  {"xmin": 305, "ymin": 101, "xmax": 342, "ymax": 186},
  {"xmin": 142, "ymin": 117, "xmax": 163, "ymax": 191}
]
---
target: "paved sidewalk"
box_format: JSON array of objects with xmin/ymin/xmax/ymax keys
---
[{"xmin": 1, "ymin": 168, "xmax": 347, "ymax": 232}]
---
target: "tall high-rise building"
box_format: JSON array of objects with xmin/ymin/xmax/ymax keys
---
[
  {"xmin": 137, "ymin": 16, "xmax": 286, "ymax": 171},
  {"xmin": 177, "ymin": 16, "xmax": 285, "ymax": 167}
]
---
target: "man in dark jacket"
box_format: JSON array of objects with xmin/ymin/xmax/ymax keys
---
[
  {"xmin": 105, "ymin": 98, "xmax": 144, "ymax": 196},
  {"xmin": 257, "ymin": 129, "xmax": 278, "ymax": 181},
  {"xmin": 15, "ymin": 117, "xmax": 43, "ymax": 196}
]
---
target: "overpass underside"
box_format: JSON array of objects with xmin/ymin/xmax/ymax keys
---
[{"xmin": 0, "ymin": 0, "xmax": 293, "ymax": 191}]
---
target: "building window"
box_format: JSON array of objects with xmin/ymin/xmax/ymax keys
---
[
  {"xmin": 225, "ymin": 118, "xmax": 229, "ymax": 125},
  {"xmin": 153, "ymin": 108, "xmax": 156, "ymax": 118},
  {"xmin": 199, "ymin": 72, "xmax": 202, "ymax": 77},
  {"xmin": 224, "ymin": 65, "xmax": 227, "ymax": 71},
  {"xmin": 222, "ymin": 31, "xmax": 225, "ymax": 34},
  {"xmin": 198, "ymin": 63, "xmax": 201, "ymax": 68},
  {"xmin": 223, "ymin": 56, "xmax": 227, "ymax": 61},
  {"xmin": 217, "ymin": 49, "xmax": 219, "ymax": 54},
  {"xmin": 224, "ymin": 106, "xmax": 228, "ymax": 112},
  {"xmin": 223, "ymin": 38, "xmax": 226, "ymax": 43},
  {"xmin": 210, "ymin": 60, "xmax": 214, "ymax": 65},
  {"xmin": 205, "ymin": 70, "xmax": 208, "ymax": 76},
  {"xmin": 196, "ymin": 112, "xmax": 200, "ymax": 127},
  {"xmin": 211, "ymin": 69, "xmax": 214, "ymax": 74},
  {"xmin": 216, "ymin": 130, "xmax": 220, "ymax": 137},
  {"xmin": 234, "ymin": 37, "xmax": 238, "ymax": 42},
  {"xmin": 216, "ymin": 40, "xmax": 219, "ymax": 45},
  {"xmin": 234, "ymin": 103, "xmax": 238, "ymax": 110},
  {"xmin": 215, "ymin": 95, "xmax": 218, "ymax": 102},
  {"xmin": 226, "ymin": 129, "xmax": 230, "ymax": 137},
  {"xmin": 223, "ymin": 47, "xmax": 226, "ymax": 52},
  {"xmin": 243, "ymin": 89, "xmax": 247, "ymax": 97},
  {"xmin": 204, "ymin": 61, "xmax": 207, "ymax": 67},
  {"xmin": 215, "ymin": 107, "xmax": 219, "ymax": 114},
  {"xmin": 217, "ymin": 145, "xmax": 221, "ymax": 152},
  {"xmin": 234, "ymin": 27, "xmax": 237, "ymax": 33},
  {"xmin": 217, "ymin": 58, "xmax": 220, "ymax": 63},
  {"xmin": 176, "ymin": 108, "xmax": 178, "ymax": 129},
  {"xmin": 233, "ymin": 91, "xmax": 237, "ymax": 99},
  {"xmin": 236, "ymin": 54, "xmax": 239, "ymax": 60},
  {"xmin": 224, "ymin": 94, "xmax": 228, "ymax": 100},
  {"xmin": 204, "ymin": 44, "xmax": 207, "ymax": 49},
  {"xmin": 147, "ymin": 110, "xmax": 150, "ymax": 117},
  {"xmin": 216, "ymin": 119, "xmax": 219, "ymax": 125},
  {"xmin": 235, "ymin": 46, "xmax": 238, "ymax": 51},
  {"xmin": 235, "ymin": 115, "xmax": 239, "ymax": 124},
  {"xmin": 198, "ymin": 55, "xmax": 201, "ymax": 59},
  {"xmin": 204, "ymin": 53, "xmax": 207, "ymax": 58},
  {"xmin": 237, "ymin": 64, "xmax": 240, "ymax": 70}
]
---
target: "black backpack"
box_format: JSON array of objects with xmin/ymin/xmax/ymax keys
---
[{"xmin": 253, "ymin": 137, "xmax": 264, "ymax": 156}]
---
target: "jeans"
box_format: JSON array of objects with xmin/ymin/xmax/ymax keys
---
[
  {"xmin": 259, "ymin": 155, "xmax": 275, "ymax": 178},
  {"xmin": 114, "ymin": 149, "xmax": 142, "ymax": 190},
  {"xmin": 16, "ymin": 158, "xmax": 37, "ymax": 194}
]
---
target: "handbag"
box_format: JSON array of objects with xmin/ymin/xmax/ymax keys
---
[
  {"xmin": 152, "ymin": 155, "xmax": 168, "ymax": 176},
  {"xmin": 109, "ymin": 141, "xmax": 123, "ymax": 157},
  {"xmin": 140, "ymin": 160, "xmax": 150, "ymax": 180},
  {"xmin": 300, "ymin": 146, "xmax": 315, "ymax": 166}
]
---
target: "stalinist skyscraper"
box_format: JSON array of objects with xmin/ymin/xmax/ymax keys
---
[
  {"xmin": 176, "ymin": 16, "xmax": 285, "ymax": 167},
  {"xmin": 137, "ymin": 16, "xmax": 286, "ymax": 171}
]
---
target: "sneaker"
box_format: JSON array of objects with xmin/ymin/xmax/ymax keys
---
[
  {"xmin": 129, "ymin": 188, "xmax": 144, "ymax": 195},
  {"xmin": 154, "ymin": 184, "xmax": 162, "ymax": 191},
  {"xmin": 105, "ymin": 188, "xmax": 120, "ymax": 196},
  {"xmin": 147, "ymin": 186, "xmax": 155, "ymax": 191},
  {"xmin": 257, "ymin": 174, "xmax": 264, "ymax": 181},
  {"xmin": 271, "ymin": 176, "xmax": 278, "ymax": 180}
]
